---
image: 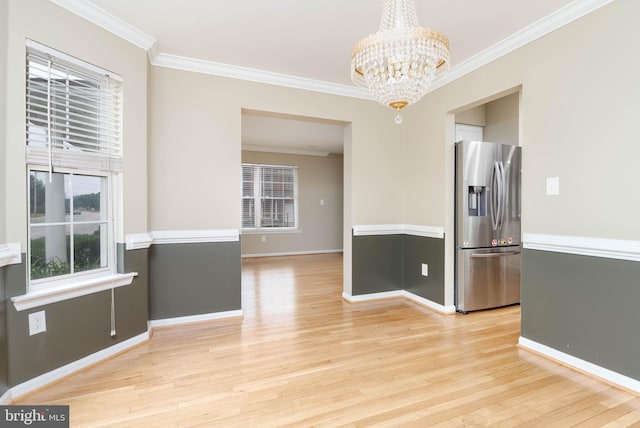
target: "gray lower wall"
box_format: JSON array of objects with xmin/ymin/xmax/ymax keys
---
[
  {"xmin": 149, "ymin": 241, "xmax": 241, "ymax": 320},
  {"xmin": 7, "ymin": 249, "xmax": 148, "ymax": 387},
  {"xmin": 403, "ymin": 235, "xmax": 445, "ymax": 305},
  {"xmin": 2, "ymin": 238, "xmax": 242, "ymax": 389},
  {"xmin": 521, "ymin": 249, "xmax": 640, "ymax": 381},
  {"xmin": 352, "ymin": 233, "xmax": 445, "ymax": 304},
  {"xmin": 352, "ymin": 235, "xmax": 403, "ymax": 295}
]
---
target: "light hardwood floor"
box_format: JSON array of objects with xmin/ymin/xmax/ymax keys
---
[{"xmin": 17, "ymin": 253, "xmax": 640, "ymax": 427}]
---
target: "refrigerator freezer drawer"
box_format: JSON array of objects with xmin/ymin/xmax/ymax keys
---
[{"xmin": 456, "ymin": 247, "xmax": 521, "ymax": 313}]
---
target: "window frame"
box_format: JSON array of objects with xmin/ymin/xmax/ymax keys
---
[
  {"xmin": 18, "ymin": 40, "xmax": 133, "ymax": 304},
  {"xmin": 242, "ymin": 163, "xmax": 299, "ymax": 232},
  {"xmin": 27, "ymin": 165, "xmax": 115, "ymax": 292}
]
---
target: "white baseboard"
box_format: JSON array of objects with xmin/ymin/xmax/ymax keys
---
[
  {"xmin": 242, "ymin": 249, "xmax": 343, "ymax": 258},
  {"xmin": 342, "ymin": 290, "xmax": 456, "ymax": 315},
  {"xmin": 403, "ymin": 292, "xmax": 457, "ymax": 314},
  {"xmin": 10, "ymin": 332, "xmax": 150, "ymax": 401},
  {"xmin": 342, "ymin": 290, "xmax": 404, "ymax": 302},
  {"xmin": 149, "ymin": 310, "xmax": 243, "ymax": 328},
  {"xmin": 7, "ymin": 310, "xmax": 242, "ymax": 402},
  {"xmin": 518, "ymin": 336, "xmax": 640, "ymax": 394}
]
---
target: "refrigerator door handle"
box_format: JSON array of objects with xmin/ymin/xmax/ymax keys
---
[
  {"xmin": 471, "ymin": 251, "xmax": 521, "ymax": 258},
  {"xmin": 497, "ymin": 161, "xmax": 506, "ymax": 230},
  {"xmin": 490, "ymin": 162, "xmax": 500, "ymax": 230}
]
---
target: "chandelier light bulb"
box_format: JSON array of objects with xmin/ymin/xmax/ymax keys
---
[{"xmin": 351, "ymin": 0, "xmax": 450, "ymax": 117}]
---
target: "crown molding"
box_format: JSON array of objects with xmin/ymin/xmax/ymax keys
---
[
  {"xmin": 429, "ymin": 0, "xmax": 615, "ymax": 92},
  {"xmin": 51, "ymin": 0, "xmax": 613, "ymax": 100},
  {"xmin": 242, "ymin": 145, "xmax": 330, "ymax": 157},
  {"xmin": 49, "ymin": 0, "xmax": 157, "ymax": 51},
  {"xmin": 151, "ymin": 52, "xmax": 374, "ymax": 100},
  {"xmin": 523, "ymin": 233, "xmax": 640, "ymax": 262}
]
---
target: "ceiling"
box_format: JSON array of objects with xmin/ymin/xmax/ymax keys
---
[
  {"xmin": 69, "ymin": 0, "xmax": 581, "ymax": 155},
  {"xmin": 242, "ymin": 111, "xmax": 346, "ymax": 157}
]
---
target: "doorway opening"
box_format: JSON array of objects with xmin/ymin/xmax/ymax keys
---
[
  {"xmin": 239, "ymin": 109, "xmax": 349, "ymax": 307},
  {"xmin": 451, "ymin": 88, "xmax": 523, "ymax": 316}
]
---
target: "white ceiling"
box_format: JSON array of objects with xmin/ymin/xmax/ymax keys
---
[
  {"xmin": 242, "ymin": 111, "xmax": 346, "ymax": 157},
  {"xmin": 69, "ymin": 0, "xmax": 583, "ymax": 155}
]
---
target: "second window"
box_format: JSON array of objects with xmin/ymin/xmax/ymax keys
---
[{"xmin": 242, "ymin": 163, "xmax": 298, "ymax": 230}]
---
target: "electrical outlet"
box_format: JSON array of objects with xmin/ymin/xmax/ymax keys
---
[
  {"xmin": 29, "ymin": 310, "xmax": 47, "ymax": 336},
  {"xmin": 421, "ymin": 263, "xmax": 429, "ymax": 277},
  {"xmin": 546, "ymin": 177, "xmax": 560, "ymax": 195}
]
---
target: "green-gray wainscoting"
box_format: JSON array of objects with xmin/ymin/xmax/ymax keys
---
[
  {"xmin": 6, "ymin": 247, "xmax": 148, "ymax": 386},
  {"xmin": 522, "ymin": 249, "xmax": 640, "ymax": 381},
  {"xmin": 149, "ymin": 241, "xmax": 241, "ymax": 320},
  {"xmin": 352, "ymin": 233, "xmax": 445, "ymax": 304}
]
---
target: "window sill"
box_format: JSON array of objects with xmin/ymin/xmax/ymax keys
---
[{"xmin": 11, "ymin": 272, "xmax": 138, "ymax": 311}]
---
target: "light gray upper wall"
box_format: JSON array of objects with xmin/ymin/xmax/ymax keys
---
[
  {"xmin": 484, "ymin": 92, "xmax": 519, "ymax": 145},
  {"xmin": 241, "ymin": 151, "xmax": 343, "ymax": 255},
  {"xmin": 455, "ymin": 105, "xmax": 486, "ymax": 127},
  {"xmin": 403, "ymin": 0, "xmax": 640, "ymax": 240},
  {"xmin": 148, "ymin": 66, "xmax": 402, "ymax": 233},
  {"xmin": 3, "ymin": 0, "xmax": 148, "ymax": 246},
  {"xmin": 402, "ymin": 0, "xmax": 639, "ymax": 306},
  {"xmin": 0, "ymin": 0, "xmax": 7, "ymax": 243}
]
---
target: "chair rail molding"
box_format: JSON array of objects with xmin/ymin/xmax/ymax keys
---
[
  {"xmin": 125, "ymin": 230, "xmax": 241, "ymax": 247},
  {"xmin": 0, "ymin": 243, "xmax": 22, "ymax": 267},
  {"xmin": 353, "ymin": 224, "xmax": 445, "ymax": 239},
  {"xmin": 523, "ymin": 233, "xmax": 640, "ymax": 262}
]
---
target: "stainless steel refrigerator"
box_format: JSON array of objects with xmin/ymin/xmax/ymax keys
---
[{"xmin": 455, "ymin": 140, "xmax": 522, "ymax": 313}]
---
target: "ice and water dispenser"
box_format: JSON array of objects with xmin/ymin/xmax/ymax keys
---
[{"xmin": 467, "ymin": 185, "xmax": 486, "ymax": 217}]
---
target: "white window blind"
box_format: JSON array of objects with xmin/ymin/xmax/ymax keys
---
[
  {"xmin": 25, "ymin": 40, "xmax": 123, "ymax": 172},
  {"xmin": 242, "ymin": 163, "xmax": 298, "ymax": 230},
  {"xmin": 242, "ymin": 165, "xmax": 257, "ymax": 228}
]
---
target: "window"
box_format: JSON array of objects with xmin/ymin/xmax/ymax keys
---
[
  {"xmin": 242, "ymin": 164, "xmax": 298, "ymax": 230},
  {"xmin": 25, "ymin": 40, "xmax": 122, "ymax": 291},
  {"xmin": 29, "ymin": 170, "xmax": 108, "ymax": 282}
]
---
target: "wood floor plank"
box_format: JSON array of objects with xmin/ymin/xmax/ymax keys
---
[{"xmin": 14, "ymin": 253, "xmax": 640, "ymax": 426}]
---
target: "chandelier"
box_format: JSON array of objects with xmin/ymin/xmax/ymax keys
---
[{"xmin": 351, "ymin": 0, "xmax": 450, "ymax": 124}]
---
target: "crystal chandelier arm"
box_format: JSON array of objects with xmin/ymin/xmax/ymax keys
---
[{"xmin": 350, "ymin": 0, "xmax": 450, "ymax": 115}]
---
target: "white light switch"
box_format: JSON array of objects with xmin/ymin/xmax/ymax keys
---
[
  {"xmin": 320, "ymin": 199, "xmax": 325, "ymax": 206},
  {"xmin": 421, "ymin": 263, "xmax": 429, "ymax": 277},
  {"xmin": 546, "ymin": 177, "xmax": 560, "ymax": 195}
]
